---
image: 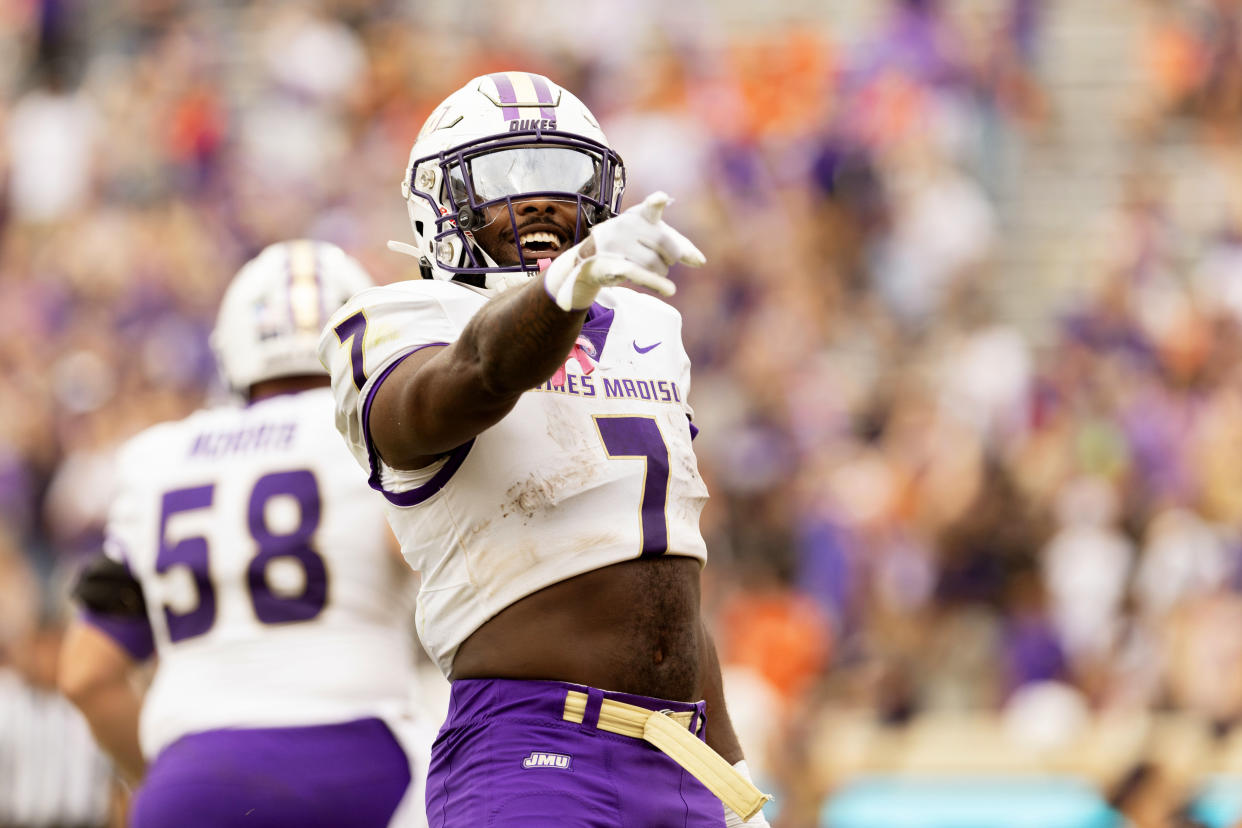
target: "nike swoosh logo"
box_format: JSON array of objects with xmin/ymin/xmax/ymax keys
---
[{"xmin": 633, "ymin": 341, "xmax": 662, "ymax": 354}]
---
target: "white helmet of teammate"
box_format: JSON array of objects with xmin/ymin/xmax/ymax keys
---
[
  {"xmin": 398, "ymin": 71, "xmax": 626, "ymax": 291},
  {"xmin": 212, "ymin": 240, "xmax": 373, "ymax": 393}
]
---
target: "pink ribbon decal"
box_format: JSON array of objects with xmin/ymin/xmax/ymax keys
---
[{"xmin": 551, "ymin": 336, "xmax": 596, "ymax": 386}]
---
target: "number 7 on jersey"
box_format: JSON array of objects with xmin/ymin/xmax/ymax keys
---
[
  {"xmin": 592, "ymin": 415, "xmax": 669, "ymax": 558},
  {"xmin": 334, "ymin": 311, "xmax": 368, "ymax": 390}
]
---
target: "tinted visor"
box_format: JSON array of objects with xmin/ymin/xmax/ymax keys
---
[{"xmin": 449, "ymin": 146, "xmax": 604, "ymax": 205}]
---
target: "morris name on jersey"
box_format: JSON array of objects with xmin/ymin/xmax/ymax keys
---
[
  {"xmin": 95, "ymin": 388, "xmax": 417, "ymax": 759},
  {"xmin": 188, "ymin": 421, "xmax": 298, "ymax": 458}
]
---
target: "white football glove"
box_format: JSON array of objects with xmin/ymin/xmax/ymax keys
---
[
  {"xmin": 724, "ymin": 761, "xmax": 772, "ymax": 828},
  {"xmin": 725, "ymin": 807, "xmax": 771, "ymax": 828},
  {"xmin": 542, "ymin": 191, "xmax": 706, "ymax": 311}
]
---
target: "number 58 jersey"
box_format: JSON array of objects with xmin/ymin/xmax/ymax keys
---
[
  {"xmin": 100, "ymin": 388, "xmax": 417, "ymax": 760},
  {"xmin": 319, "ymin": 280, "xmax": 710, "ymax": 677}
]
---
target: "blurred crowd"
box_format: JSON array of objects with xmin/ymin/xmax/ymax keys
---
[{"xmin": 7, "ymin": 0, "xmax": 1242, "ymax": 825}]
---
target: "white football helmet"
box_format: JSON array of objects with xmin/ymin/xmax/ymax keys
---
[
  {"xmin": 399, "ymin": 71, "xmax": 626, "ymax": 291},
  {"xmin": 212, "ymin": 240, "xmax": 373, "ymax": 393}
]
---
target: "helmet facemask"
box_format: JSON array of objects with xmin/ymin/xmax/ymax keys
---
[{"xmin": 406, "ymin": 127, "xmax": 626, "ymax": 291}]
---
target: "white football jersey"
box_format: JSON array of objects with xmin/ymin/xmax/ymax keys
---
[
  {"xmin": 103, "ymin": 388, "xmax": 419, "ymax": 759},
  {"xmin": 318, "ymin": 280, "xmax": 709, "ymax": 676}
]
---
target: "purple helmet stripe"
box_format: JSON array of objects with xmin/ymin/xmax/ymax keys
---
[
  {"xmin": 285, "ymin": 241, "xmax": 324, "ymax": 332},
  {"xmin": 312, "ymin": 244, "xmax": 327, "ymax": 325},
  {"xmin": 284, "ymin": 245, "xmax": 296, "ymax": 330},
  {"xmin": 488, "ymin": 73, "xmax": 520, "ymax": 120},
  {"xmin": 528, "ymin": 74, "xmax": 556, "ymax": 121}
]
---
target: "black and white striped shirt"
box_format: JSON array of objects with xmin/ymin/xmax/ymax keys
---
[{"xmin": 0, "ymin": 669, "xmax": 111, "ymax": 828}]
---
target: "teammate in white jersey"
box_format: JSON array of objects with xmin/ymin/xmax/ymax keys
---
[
  {"xmin": 319, "ymin": 72, "xmax": 771, "ymax": 828},
  {"xmin": 58, "ymin": 241, "xmax": 429, "ymax": 828}
]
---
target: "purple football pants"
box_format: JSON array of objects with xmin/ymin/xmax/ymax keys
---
[
  {"xmin": 130, "ymin": 717, "xmax": 411, "ymax": 827},
  {"xmin": 426, "ymin": 679, "xmax": 726, "ymax": 828}
]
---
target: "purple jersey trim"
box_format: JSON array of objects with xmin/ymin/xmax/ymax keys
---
[
  {"xmin": 361, "ymin": 343, "xmax": 475, "ymax": 507},
  {"xmin": 80, "ymin": 608, "xmax": 155, "ymax": 662},
  {"xmin": 688, "ymin": 419, "xmax": 699, "ymax": 440},
  {"xmin": 578, "ymin": 303, "xmax": 615, "ymax": 360},
  {"xmin": 378, "ymin": 439, "xmax": 474, "ymax": 507}
]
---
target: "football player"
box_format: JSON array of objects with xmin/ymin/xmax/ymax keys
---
[
  {"xmin": 59, "ymin": 241, "xmax": 430, "ymax": 828},
  {"xmin": 319, "ymin": 73, "xmax": 772, "ymax": 827}
]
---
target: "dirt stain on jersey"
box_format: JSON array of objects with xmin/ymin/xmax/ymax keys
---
[
  {"xmin": 476, "ymin": 538, "xmax": 539, "ymax": 601},
  {"xmin": 543, "ymin": 398, "xmax": 594, "ymax": 453},
  {"xmin": 506, "ymin": 475, "xmax": 556, "ymax": 519},
  {"xmin": 567, "ymin": 532, "xmax": 623, "ymax": 556},
  {"xmin": 465, "ymin": 515, "xmax": 493, "ymax": 537},
  {"xmin": 503, "ymin": 448, "xmax": 610, "ymax": 520}
]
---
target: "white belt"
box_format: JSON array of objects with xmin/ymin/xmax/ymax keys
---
[{"xmin": 563, "ymin": 690, "xmax": 772, "ymax": 821}]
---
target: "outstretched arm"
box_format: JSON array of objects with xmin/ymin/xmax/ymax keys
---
[
  {"xmin": 370, "ymin": 191, "xmax": 703, "ymax": 470},
  {"xmin": 368, "ymin": 278, "xmax": 588, "ymax": 469},
  {"xmin": 58, "ymin": 621, "xmax": 146, "ymax": 784}
]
